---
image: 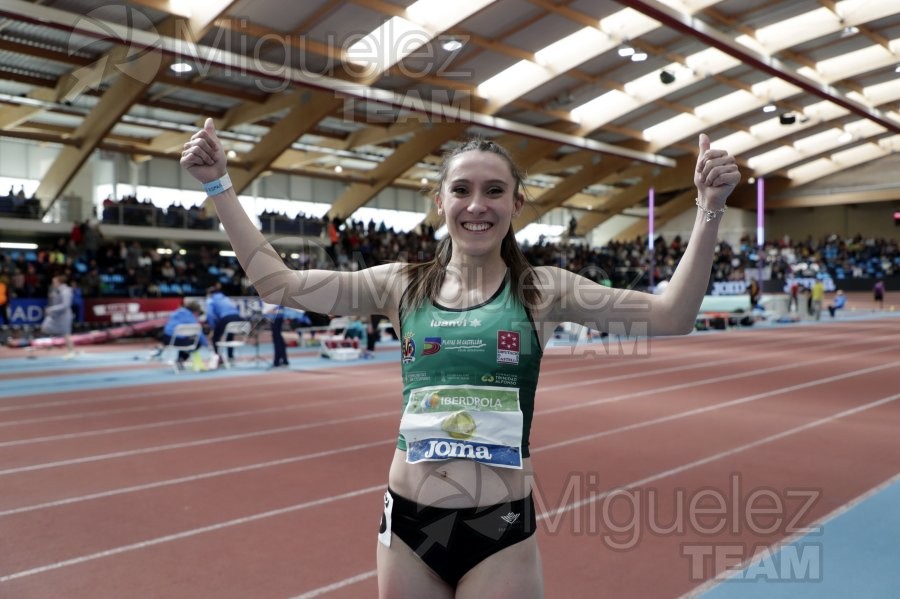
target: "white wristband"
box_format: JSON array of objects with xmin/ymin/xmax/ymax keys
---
[
  {"xmin": 203, "ymin": 172, "xmax": 232, "ymax": 197},
  {"xmin": 696, "ymin": 197, "xmax": 726, "ymax": 222}
]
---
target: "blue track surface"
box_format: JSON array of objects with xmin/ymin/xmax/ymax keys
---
[{"xmin": 699, "ymin": 477, "xmax": 900, "ymax": 598}]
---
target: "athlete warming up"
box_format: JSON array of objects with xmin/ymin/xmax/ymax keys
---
[{"xmin": 181, "ymin": 118, "xmax": 739, "ymax": 598}]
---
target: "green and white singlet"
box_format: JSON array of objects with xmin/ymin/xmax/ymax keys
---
[{"xmin": 397, "ymin": 279, "xmax": 543, "ymax": 469}]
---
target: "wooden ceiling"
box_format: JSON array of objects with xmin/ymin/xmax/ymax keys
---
[{"xmin": 0, "ymin": 0, "xmax": 898, "ymax": 235}]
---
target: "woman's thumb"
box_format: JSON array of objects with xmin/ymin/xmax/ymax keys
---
[{"xmin": 698, "ymin": 133, "xmax": 710, "ymax": 155}]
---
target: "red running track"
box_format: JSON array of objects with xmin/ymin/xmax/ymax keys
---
[{"xmin": 0, "ymin": 318, "xmax": 899, "ymax": 598}]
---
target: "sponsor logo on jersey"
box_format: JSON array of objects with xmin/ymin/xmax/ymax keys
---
[
  {"xmin": 401, "ymin": 332, "xmax": 416, "ymax": 364},
  {"xmin": 482, "ymin": 372, "xmax": 519, "ymax": 386},
  {"xmin": 430, "ymin": 318, "xmax": 482, "ymax": 327},
  {"xmin": 421, "ymin": 439, "xmax": 493, "ymax": 460},
  {"xmin": 423, "ymin": 336, "xmax": 442, "ymax": 355},
  {"xmin": 497, "ymin": 330, "xmax": 520, "ymax": 364}
]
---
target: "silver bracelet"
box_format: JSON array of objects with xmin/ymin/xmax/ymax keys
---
[{"xmin": 696, "ymin": 197, "xmax": 726, "ymax": 222}]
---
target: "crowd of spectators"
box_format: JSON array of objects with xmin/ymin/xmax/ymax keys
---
[
  {"xmin": 1, "ymin": 212, "xmax": 897, "ymax": 324},
  {"xmin": 0, "ymin": 186, "xmax": 41, "ymax": 219},
  {"xmin": 100, "ymin": 195, "xmax": 217, "ymax": 229}
]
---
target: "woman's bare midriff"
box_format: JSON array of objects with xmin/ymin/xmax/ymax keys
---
[{"xmin": 387, "ymin": 448, "xmax": 534, "ymax": 507}]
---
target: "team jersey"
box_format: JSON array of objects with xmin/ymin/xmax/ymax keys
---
[{"xmin": 397, "ymin": 278, "xmax": 543, "ymax": 469}]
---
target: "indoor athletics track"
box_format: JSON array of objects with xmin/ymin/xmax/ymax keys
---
[{"xmin": 1, "ymin": 314, "xmax": 898, "ymax": 598}]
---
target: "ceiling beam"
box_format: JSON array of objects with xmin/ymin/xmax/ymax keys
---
[
  {"xmin": 615, "ymin": 0, "xmax": 900, "ymax": 134},
  {"xmin": 327, "ymin": 121, "xmax": 469, "ymax": 219},
  {"xmin": 29, "ymin": 1, "xmax": 239, "ymax": 206},
  {"xmin": 229, "ymin": 90, "xmax": 343, "ymax": 195},
  {"xmin": 513, "ymin": 157, "xmax": 632, "ymax": 230},
  {"xmin": 769, "ymin": 186, "xmax": 900, "ymax": 209},
  {"xmin": 612, "ymin": 189, "xmax": 695, "ymax": 241}
]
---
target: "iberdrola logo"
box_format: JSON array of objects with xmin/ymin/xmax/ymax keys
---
[{"xmin": 401, "ymin": 332, "xmax": 416, "ymax": 364}]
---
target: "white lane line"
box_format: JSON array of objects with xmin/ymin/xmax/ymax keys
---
[
  {"xmin": 536, "ymin": 392, "xmax": 900, "ymax": 522},
  {"xmin": 2, "ymin": 325, "xmax": 866, "ymax": 441},
  {"xmin": 0, "ymin": 410, "xmax": 397, "ymax": 477},
  {"xmin": 0, "ymin": 388, "xmax": 399, "ymax": 448},
  {"xmin": 289, "ymin": 570, "xmax": 379, "ymax": 599},
  {"xmin": 0, "ymin": 484, "xmax": 386, "ymax": 583},
  {"xmin": 0, "ymin": 321, "xmax": 824, "ymax": 422},
  {"xmin": 282, "ymin": 392, "xmax": 900, "ymax": 599},
  {"xmin": 2, "ymin": 332, "xmax": 892, "ymax": 476},
  {"xmin": 6, "ymin": 337, "xmax": 895, "ymax": 514},
  {"xmin": 0, "ymin": 439, "xmax": 394, "ymax": 517},
  {"xmin": 538, "ymin": 337, "xmax": 899, "ymax": 414},
  {"xmin": 0, "ymin": 367, "xmax": 399, "ymax": 413}
]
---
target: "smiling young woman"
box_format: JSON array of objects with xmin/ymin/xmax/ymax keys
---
[{"xmin": 181, "ymin": 120, "xmax": 739, "ymax": 598}]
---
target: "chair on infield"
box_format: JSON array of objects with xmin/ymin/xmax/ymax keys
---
[
  {"xmin": 215, "ymin": 320, "xmax": 251, "ymax": 368},
  {"xmin": 161, "ymin": 323, "xmax": 204, "ymax": 374}
]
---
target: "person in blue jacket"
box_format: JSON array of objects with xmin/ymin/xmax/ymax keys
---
[
  {"xmin": 157, "ymin": 301, "xmax": 208, "ymax": 362},
  {"xmin": 206, "ymin": 284, "xmax": 242, "ymax": 362},
  {"xmin": 827, "ymin": 290, "xmax": 847, "ymax": 318}
]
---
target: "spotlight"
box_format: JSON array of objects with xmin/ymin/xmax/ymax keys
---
[
  {"xmin": 779, "ymin": 113, "xmax": 796, "ymax": 125},
  {"xmin": 659, "ymin": 70, "xmax": 675, "ymax": 84},
  {"xmin": 763, "ymin": 104, "xmax": 776, "ymax": 113},
  {"xmin": 441, "ymin": 37, "xmax": 463, "ymax": 52}
]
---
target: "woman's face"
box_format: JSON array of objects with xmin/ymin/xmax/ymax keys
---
[{"xmin": 436, "ymin": 151, "xmax": 523, "ymax": 259}]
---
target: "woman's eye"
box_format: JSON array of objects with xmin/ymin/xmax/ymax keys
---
[
  {"xmin": 487, "ymin": 187, "xmax": 504, "ymax": 195},
  {"xmin": 451, "ymin": 186, "xmax": 468, "ymax": 194}
]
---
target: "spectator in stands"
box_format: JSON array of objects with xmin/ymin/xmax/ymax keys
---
[
  {"xmin": 153, "ymin": 301, "xmax": 208, "ymax": 364},
  {"xmin": 40, "ymin": 274, "xmax": 75, "ymax": 359},
  {"xmin": 70, "ymin": 280, "xmax": 84, "ymax": 323},
  {"xmin": 0, "ymin": 273, "xmax": 8, "ymax": 325},
  {"xmin": 206, "ymin": 283, "xmax": 242, "ymax": 363},
  {"xmin": 827, "ymin": 290, "xmax": 846, "ymax": 318},
  {"xmin": 873, "ymin": 278, "xmax": 885, "ymax": 310},
  {"xmin": 787, "ymin": 276, "xmax": 800, "ymax": 312},
  {"xmin": 264, "ymin": 303, "xmax": 289, "ymax": 368},
  {"xmin": 811, "ymin": 278, "xmax": 825, "ymax": 320},
  {"xmin": 748, "ymin": 279, "xmax": 760, "ymax": 309}
]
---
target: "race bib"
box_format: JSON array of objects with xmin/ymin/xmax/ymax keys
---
[{"xmin": 399, "ymin": 385, "xmax": 523, "ymax": 469}]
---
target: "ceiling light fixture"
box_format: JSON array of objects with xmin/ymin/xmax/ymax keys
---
[
  {"xmin": 618, "ymin": 46, "xmax": 634, "ymax": 57},
  {"xmin": 840, "ymin": 25, "xmax": 859, "ymax": 38},
  {"xmin": 441, "ymin": 37, "xmax": 464, "ymax": 52},
  {"xmin": 631, "ymin": 52, "xmax": 648, "ymax": 62},
  {"xmin": 779, "ymin": 113, "xmax": 796, "ymax": 125},
  {"xmin": 334, "ymin": 165, "xmax": 343, "ymax": 174},
  {"xmin": 169, "ymin": 62, "xmax": 193, "ymax": 74},
  {"xmin": 763, "ymin": 104, "xmax": 776, "ymax": 113}
]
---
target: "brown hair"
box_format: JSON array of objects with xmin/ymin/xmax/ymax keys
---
[{"xmin": 401, "ymin": 138, "xmax": 541, "ymax": 317}]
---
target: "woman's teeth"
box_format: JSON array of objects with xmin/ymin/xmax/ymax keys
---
[{"xmin": 463, "ymin": 222, "xmax": 491, "ymax": 231}]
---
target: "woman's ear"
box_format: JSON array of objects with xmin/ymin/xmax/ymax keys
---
[
  {"xmin": 512, "ymin": 192, "xmax": 524, "ymax": 218},
  {"xmin": 435, "ymin": 193, "xmax": 444, "ymax": 216}
]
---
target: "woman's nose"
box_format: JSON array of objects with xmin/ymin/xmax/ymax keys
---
[{"xmin": 467, "ymin": 193, "xmax": 488, "ymax": 213}]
